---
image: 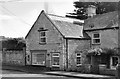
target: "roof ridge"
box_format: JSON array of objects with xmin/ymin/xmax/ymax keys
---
[
  {"xmin": 97, "ymin": 11, "xmax": 118, "ymax": 17},
  {"xmin": 85, "ymin": 11, "xmax": 118, "ymax": 21},
  {"xmin": 47, "ymin": 13, "xmax": 66, "ymax": 18},
  {"xmin": 47, "ymin": 13, "xmax": 84, "ymax": 21}
]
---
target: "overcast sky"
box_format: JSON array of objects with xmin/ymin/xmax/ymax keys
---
[
  {"xmin": 0, "ymin": 0, "xmax": 119, "ymax": 38},
  {"xmin": 0, "ymin": 0, "xmax": 77, "ymax": 38}
]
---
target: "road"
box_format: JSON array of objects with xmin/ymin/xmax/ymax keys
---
[
  {"xmin": 1, "ymin": 70, "xmax": 82, "ymax": 79},
  {"xmin": 2, "ymin": 77, "xmax": 82, "ymax": 79},
  {"xmin": 2, "ymin": 70, "xmax": 26, "ymax": 74}
]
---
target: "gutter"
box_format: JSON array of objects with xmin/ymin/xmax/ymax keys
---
[{"xmin": 84, "ymin": 27, "xmax": 119, "ymax": 32}]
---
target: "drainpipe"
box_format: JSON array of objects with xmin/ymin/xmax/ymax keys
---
[
  {"xmin": 66, "ymin": 39, "xmax": 68, "ymax": 71},
  {"xmin": 23, "ymin": 47, "xmax": 26, "ymax": 66}
]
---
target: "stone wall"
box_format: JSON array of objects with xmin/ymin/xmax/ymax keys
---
[
  {"xmin": 99, "ymin": 68, "xmax": 116, "ymax": 76},
  {"xmin": 67, "ymin": 39, "xmax": 91, "ymax": 71},
  {"xmin": 86, "ymin": 29, "xmax": 118, "ymax": 49},
  {"xmin": 2, "ymin": 49, "xmax": 25, "ymax": 65},
  {"xmin": 25, "ymin": 12, "xmax": 66, "ymax": 70}
]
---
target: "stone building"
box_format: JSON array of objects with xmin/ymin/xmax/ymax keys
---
[
  {"xmin": 25, "ymin": 10, "xmax": 119, "ymax": 75},
  {"xmin": 25, "ymin": 10, "xmax": 90, "ymax": 70},
  {"xmin": 84, "ymin": 11, "xmax": 119, "ymax": 75}
]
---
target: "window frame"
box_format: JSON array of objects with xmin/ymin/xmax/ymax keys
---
[
  {"xmin": 110, "ymin": 56, "xmax": 119, "ymax": 70},
  {"xmin": 52, "ymin": 53, "xmax": 60, "ymax": 67},
  {"xmin": 76, "ymin": 53, "xmax": 82, "ymax": 66},
  {"xmin": 39, "ymin": 28, "xmax": 47, "ymax": 44},
  {"xmin": 32, "ymin": 53, "xmax": 46, "ymax": 65},
  {"xmin": 92, "ymin": 33, "xmax": 101, "ymax": 44}
]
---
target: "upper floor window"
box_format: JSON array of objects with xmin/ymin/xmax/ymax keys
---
[
  {"xmin": 40, "ymin": 32, "xmax": 46, "ymax": 43},
  {"xmin": 92, "ymin": 33, "xmax": 101, "ymax": 44},
  {"xmin": 38, "ymin": 27, "xmax": 47, "ymax": 44}
]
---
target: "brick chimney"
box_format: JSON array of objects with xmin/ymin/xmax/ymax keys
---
[{"xmin": 86, "ymin": 5, "xmax": 96, "ymax": 18}]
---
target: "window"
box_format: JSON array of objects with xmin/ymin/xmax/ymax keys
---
[
  {"xmin": 39, "ymin": 28, "xmax": 46, "ymax": 44},
  {"xmin": 40, "ymin": 31, "xmax": 45, "ymax": 36},
  {"xmin": 32, "ymin": 53, "xmax": 45, "ymax": 65},
  {"xmin": 27, "ymin": 55, "xmax": 30, "ymax": 62},
  {"xmin": 52, "ymin": 53, "xmax": 60, "ymax": 67},
  {"xmin": 111, "ymin": 56, "xmax": 119, "ymax": 69},
  {"xmin": 41, "ymin": 37, "xmax": 46, "ymax": 43},
  {"xmin": 92, "ymin": 33, "xmax": 101, "ymax": 44},
  {"xmin": 76, "ymin": 53, "xmax": 82, "ymax": 66}
]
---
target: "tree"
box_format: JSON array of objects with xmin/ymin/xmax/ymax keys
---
[
  {"xmin": 66, "ymin": 2, "xmax": 118, "ymax": 20},
  {"xmin": 2, "ymin": 38, "xmax": 26, "ymax": 50}
]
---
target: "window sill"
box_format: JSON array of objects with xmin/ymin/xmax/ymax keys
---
[
  {"xmin": 39, "ymin": 43, "xmax": 46, "ymax": 45},
  {"xmin": 92, "ymin": 43, "xmax": 101, "ymax": 45},
  {"xmin": 77, "ymin": 64, "xmax": 82, "ymax": 67},
  {"xmin": 52, "ymin": 65, "xmax": 60, "ymax": 67},
  {"xmin": 32, "ymin": 63, "xmax": 45, "ymax": 66},
  {"xmin": 107, "ymin": 68, "xmax": 116, "ymax": 70}
]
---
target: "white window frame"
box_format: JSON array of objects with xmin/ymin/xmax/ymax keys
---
[
  {"xmin": 76, "ymin": 53, "xmax": 82, "ymax": 66},
  {"xmin": 92, "ymin": 33, "xmax": 101, "ymax": 44},
  {"xmin": 52, "ymin": 53, "xmax": 60, "ymax": 67},
  {"xmin": 39, "ymin": 28, "xmax": 46, "ymax": 44},
  {"xmin": 110, "ymin": 56, "xmax": 119, "ymax": 70}
]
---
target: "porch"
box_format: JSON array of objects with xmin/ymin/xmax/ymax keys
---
[{"xmin": 87, "ymin": 47, "xmax": 120, "ymax": 76}]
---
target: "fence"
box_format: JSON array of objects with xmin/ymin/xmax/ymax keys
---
[{"xmin": 2, "ymin": 48, "xmax": 26, "ymax": 66}]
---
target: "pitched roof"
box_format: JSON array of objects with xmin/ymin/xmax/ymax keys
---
[
  {"xmin": 47, "ymin": 14, "xmax": 89, "ymax": 39},
  {"xmin": 26, "ymin": 10, "xmax": 90, "ymax": 39},
  {"xmin": 84, "ymin": 11, "xmax": 118, "ymax": 30}
]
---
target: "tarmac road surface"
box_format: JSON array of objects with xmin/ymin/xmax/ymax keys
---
[{"xmin": 1, "ymin": 70, "xmax": 82, "ymax": 79}]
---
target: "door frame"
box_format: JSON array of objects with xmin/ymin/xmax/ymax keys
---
[{"xmin": 110, "ymin": 56, "xmax": 119, "ymax": 70}]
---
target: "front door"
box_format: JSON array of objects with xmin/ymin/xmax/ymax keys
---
[
  {"xmin": 91, "ymin": 56, "xmax": 99, "ymax": 73},
  {"xmin": 31, "ymin": 50, "xmax": 46, "ymax": 66}
]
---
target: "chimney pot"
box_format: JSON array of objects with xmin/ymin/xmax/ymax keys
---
[{"xmin": 87, "ymin": 5, "xmax": 96, "ymax": 17}]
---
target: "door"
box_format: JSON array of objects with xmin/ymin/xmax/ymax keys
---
[
  {"xmin": 31, "ymin": 50, "xmax": 46, "ymax": 66},
  {"xmin": 91, "ymin": 56, "xmax": 99, "ymax": 73}
]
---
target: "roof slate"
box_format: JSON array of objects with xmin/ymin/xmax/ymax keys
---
[
  {"xmin": 46, "ymin": 14, "xmax": 89, "ymax": 39},
  {"xmin": 84, "ymin": 11, "xmax": 118, "ymax": 30},
  {"xmin": 25, "ymin": 10, "xmax": 90, "ymax": 39}
]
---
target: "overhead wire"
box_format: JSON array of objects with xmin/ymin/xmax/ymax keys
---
[{"xmin": 0, "ymin": 5, "xmax": 32, "ymax": 26}]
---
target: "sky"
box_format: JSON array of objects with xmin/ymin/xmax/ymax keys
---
[
  {"xmin": 0, "ymin": 0, "xmax": 77, "ymax": 38},
  {"xmin": 0, "ymin": 0, "xmax": 119, "ymax": 38}
]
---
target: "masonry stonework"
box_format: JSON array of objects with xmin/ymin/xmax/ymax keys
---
[
  {"xmin": 2, "ymin": 49, "xmax": 25, "ymax": 65},
  {"xmin": 26, "ymin": 12, "xmax": 67, "ymax": 70},
  {"xmin": 67, "ymin": 39, "xmax": 90, "ymax": 71},
  {"xmin": 86, "ymin": 29, "xmax": 118, "ymax": 49}
]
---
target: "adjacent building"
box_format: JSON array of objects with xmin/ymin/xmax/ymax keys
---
[{"xmin": 84, "ymin": 11, "xmax": 119, "ymax": 75}]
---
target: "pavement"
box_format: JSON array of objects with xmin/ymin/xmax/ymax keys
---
[
  {"xmin": 2, "ymin": 65, "xmax": 116, "ymax": 79},
  {"xmin": 44, "ymin": 71, "xmax": 116, "ymax": 79}
]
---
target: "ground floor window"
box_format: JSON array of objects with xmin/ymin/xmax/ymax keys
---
[
  {"xmin": 52, "ymin": 53, "xmax": 60, "ymax": 67},
  {"xmin": 76, "ymin": 53, "xmax": 82, "ymax": 66},
  {"xmin": 110, "ymin": 56, "xmax": 119, "ymax": 69},
  {"xmin": 32, "ymin": 53, "xmax": 45, "ymax": 65}
]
